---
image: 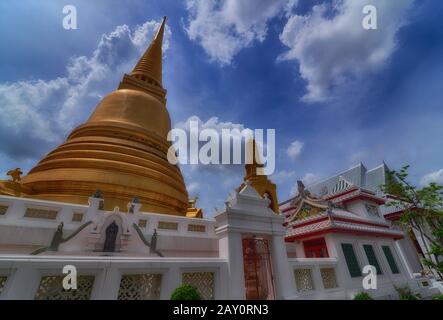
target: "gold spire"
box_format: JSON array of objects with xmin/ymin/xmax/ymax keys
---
[
  {"xmin": 131, "ymin": 16, "xmax": 166, "ymax": 87},
  {"xmin": 4, "ymin": 16, "xmax": 191, "ymax": 216},
  {"xmin": 118, "ymin": 16, "xmax": 168, "ymax": 101},
  {"xmin": 245, "ymin": 139, "xmax": 264, "ymax": 179},
  {"xmin": 239, "ymin": 139, "xmax": 280, "ymax": 213}
]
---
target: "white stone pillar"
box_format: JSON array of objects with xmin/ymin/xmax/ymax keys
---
[
  {"xmin": 85, "ymin": 196, "xmax": 101, "ymax": 221},
  {"xmin": 219, "ymin": 231, "xmax": 246, "ymax": 300},
  {"xmin": 162, "ymin": 265, "xmax": 181, "ymax": 299},
  {"xmin": 91, "ymin": 267, "xmax": 121, "ymax": 300},
  {"xmin": 270, "ymin": 235, "xmax": 297, "ymax": 299},
  {"xmin": 1, "ymin": 267, "xmax": 41, "ymax": 300}
]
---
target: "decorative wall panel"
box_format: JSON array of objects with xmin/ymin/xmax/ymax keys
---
[
  {"xmin": 320, "ymin": 268, "xmax": 338, "ymax": 289},
  {"xmin": 158, "ymin": 221, "xmax": 178, "ymax": 230},
  {"xmin": 188, "ymin": 224, "xmax": 206, "ymax": 232},
  {"xmin": 182, "ymin": 272, "xmax": 215, "ymax": 300},
  {"xmin": 0, "ymin": 276, "xmax": 7, "ymax": 295},
  {"xmin": 117, "ymin": 274, "xmax": 162, "ymax": 300},
  {"xmin": 72, "ymin": 212, "xmax": 84, "ymax": 222},
  {"xmin": 294, "ymin": 269, "xmax": 315, "ymax": 292},
  {"xmin": 0, "ymin": 206, "xmax": 8, "ymax": 215},
  {"xmin": 34, "ymin": 275, "xmax": 95, "ymax": 300},
  {"xmin": 25, "ymin": 208, "xmax": 58, "ymax": 220}
]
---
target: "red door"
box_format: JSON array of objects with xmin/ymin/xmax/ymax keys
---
[
  {"xmin": 303, "ymin": 238, "xmax": 329, "ymax": 258},
  {"xmin": 242, "ymin": 237, "xmax": 275, "ymax": 300}
]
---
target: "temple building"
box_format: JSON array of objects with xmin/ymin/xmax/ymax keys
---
[
  {"xmin": 0, "ymin": 19, "xmax": 440, "ymax": 300},
  {"xmin": 286, "ymin": 162, "xmax": 435, "ymax": 278}
]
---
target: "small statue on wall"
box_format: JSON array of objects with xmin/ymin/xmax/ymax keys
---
[
  {"xmin": 7, "ymin": 168, "xmax": 23, "ymax": 183},
  {"xmin": 103, "ymin": 221, "xmax": 119, "ymax": 252},
  {"xmin": 92, "ymin": 189, "xmax": 105, "ymax": 210},
  {"xmin": 49, "ymin": 222, "xmax": 64, "ymax": 251},
  {"xmin": 150, "ymin": 229, "xmax": 158, "ymax": 254},
  {"xmin": 93, "ymin": 189, "xmax": 103, "ymax": 198},
  {"xmin": 128, "ymin": 196, "xmax": 139, "ymax": 214}
]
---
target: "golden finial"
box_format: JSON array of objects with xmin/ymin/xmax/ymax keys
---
[{"xmin": 130, "ymin": 16, "xmax": 167, "ymax": 87}]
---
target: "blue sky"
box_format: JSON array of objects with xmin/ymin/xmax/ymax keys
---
[{"xmin": 0, "ymin": 0, "xmax": 442, "ymax": 216}]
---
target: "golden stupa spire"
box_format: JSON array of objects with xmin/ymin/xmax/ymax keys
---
[
  {"xmin": 3, "ymin": 16, "xmax": 190, "ymax": 216},
  {"xmin": 131, "ymin": 16, "xmax": 166, "ymax": 86},
  {"xmin": 118, "ymin": 16, "xmax": 168, "ymax": 101},
  {"xmin": 245, "ymin": 139, "xmax": 264, "ymax": 178},
  {"xmin": 240, "ymin": 139, "xmax": 280, "ymax": 213}
]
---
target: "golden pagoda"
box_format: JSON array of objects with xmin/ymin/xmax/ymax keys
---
[
  {"xmin": 238, "ymin": 139, "xmax": 280, "ymax": 213},
  {"xmin": 0, "ymin": 17, "xmax": 191, "ymax": 216}
]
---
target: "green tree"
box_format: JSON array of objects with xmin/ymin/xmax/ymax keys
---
[
  {"xmin": 170, "ymin": 285, "xmax": 202, "ymax": 300},
  {"xmin": 381, "ymin": 165, "xmax": 443, "ymax": 279},
  {"xmin": 353, "ymin": 292, "xmax": 373, "ymax": 300}
]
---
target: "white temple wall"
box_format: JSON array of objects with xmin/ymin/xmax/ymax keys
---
[
  {"xmin": 0, "ymin": 194, "xmax": 438, "ymax": 300},
  {"xmin": 0, "ymin": 256, "xmax": 229, "ymax": 300},
  {"xmin": 395, "ymin": 236, "xmax": 423, "ymax": 276},
  {"xmin": 345, "ymin": 199, "xmax": 385, "ymax": 222},
  {"xmin": 286, "ymin": 234, "xmax": 438, "ymax": 299},
  {"xmin": 285, "ymin": 241, "xmax": 297, "ymax": 258},
  {"xmin": 330, "ymin": 234, "xmax": 413, "ymax": 298},
  {"xmin": 0, "ymin": 195, "xmax": 219, "ymax": 257}
]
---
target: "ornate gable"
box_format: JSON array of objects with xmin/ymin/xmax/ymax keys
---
[{"xmin": 286, "ymin": 181, "xmax": 328, "ymax": 222}]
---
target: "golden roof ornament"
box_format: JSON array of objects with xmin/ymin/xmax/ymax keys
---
[
  {"xmin": 239, "ymin": 139, "xmax": 280, "ymax": 213},
  {"xmin": 7, "ymin": 168, "xmax": 22, "ymax": 183}
]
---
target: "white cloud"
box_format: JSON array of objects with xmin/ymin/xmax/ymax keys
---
[
  {"xmin": 302, "ymin": 172, "xmax": 320, "ymax": 186},
  {"xmin": 286, "ymin": 140, "xmax": 304, "ymax": 160},
  {"xmin": 184, "ymin": 0, "xmax": 297, "ymax": 65},
  {"xmin": 279, "ymin": 0, "xmax": 414, "ymax": 102},
  {"xmin": 420, "ymin": 169, "xmax": 443, "ymax": 186},
  {"xmin": 271, "ymin": 170, "xmax": 296, "ymax": 183},
  {"xmin": 349, "ymin": 151, "xmax": 367, "ymax": 163},
  {"xmin": 289, "ymin": 172, "xmax": 320, "ymax": 195},
  {"xmin": 175, "ymin": 115, "xmax": 252, "ymax": 172},
  {"xmin": 0, "ymin": 19, "xmax": 171, "ymax": 161},
  {"xmin": 187, "ymin": 182, "xmax": 200, "ymax": 194}
]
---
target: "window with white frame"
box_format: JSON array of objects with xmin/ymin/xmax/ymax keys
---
[
  {"xmin": 341, "ymin": 243, "xmax": 362, "ymax": 278},
  {"xmin": 382, "ymin": 245, "xmax": 400, "ymax": 274},
  {"xmin": 363, "ymin": 244, "xmax": 383, "ymax": 275}
]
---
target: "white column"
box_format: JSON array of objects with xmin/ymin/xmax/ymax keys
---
[
  {"xmin": 1, "ymin": 267, "xmax": 41, "ymax": 300},
  {"xmin": 219, "ymin": 232, "xmax": 245, "ymax": 299},
  {"xmin": 162, "ymin": 265, "xmax": 181, "ymax": 299},
  {"xmin": 91, "ymin": 267, "xmax": 121, "ymax": 300},
  {"xmin": 270, "ymin": 235, "xmax": 297, "ymax": 299}
]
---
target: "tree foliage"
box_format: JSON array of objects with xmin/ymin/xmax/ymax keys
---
[
  {"xmin": 394, "ymin": 285, "xmax": 420, "ymax": 300},
  {"xmin": 382, "ymin": 165, "xmax": 443, "ymax": 278},
  {"xmin": 170, "ymin": 285, "xmax": 202, "ymax": 300},
  {"xmin": 353, "ymin": 292, "xmax": 373, "ymax": 300}
]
